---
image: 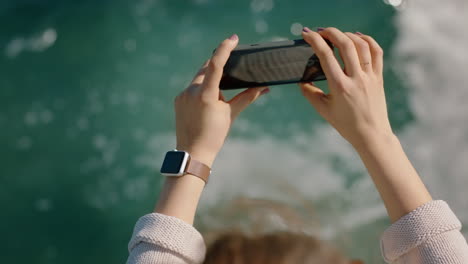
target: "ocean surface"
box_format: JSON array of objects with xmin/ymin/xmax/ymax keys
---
[{"xmin": 1, "ymin": 0, "xmax": 467, "ymax": 263}]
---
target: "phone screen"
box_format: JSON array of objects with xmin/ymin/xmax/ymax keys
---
[{"xmin": 219, "ymin": 39, "xmax": 331, "ymax": 90}]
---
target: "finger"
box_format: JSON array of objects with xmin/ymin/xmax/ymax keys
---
[
  {"xmin": 302, "ymin": 29, "xmax": 345, "ymax": 86},
  {"xmin": 344, "ymin": 32, "xmax": 372, "ymax": 72},
  {"xmin": 299, "ymin": 82, "xmax": 329, "ymax": 118},
  {"xmin": 228, "ymin": 86, "xmax": 269, "ymax": 119},
  {"xmin": 186, "ymin": 60, "xmax": 210, "ymax": 95},
  {"xmin": 202, "ymin": 34, "xmax": 239, "ymax": 100},
  {"xmin": 191, "ymin": 59, "xmax": 210, "ymax": 85},
  {"xmin": 318, "ymin": 27, "xmax": 361, "ymax": 76},
  {"xmin": 356, "ymin": 32, "xmax": 384, "ymax": 74}
]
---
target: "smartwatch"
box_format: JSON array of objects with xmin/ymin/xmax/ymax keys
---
[{"xmin": 160, "ymin": 150, "xmax": 211, "ymax": 183}]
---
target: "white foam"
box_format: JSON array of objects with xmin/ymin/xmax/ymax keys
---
[
  {"xmin": 250, "ymin": 0, "xmax": 274, "ymax": 13},
  {"xmin": 4, "ymin": 28, "xmax": 57, "ymax": 58},
  {"xmin": 394, "ymin": 0, "xmax": 468, "ymax": 224},
  {"xmin": 194, "ymin": 122, "xmax": 387, "ymax": 238},
  {"xmin": 255, "ymin": 19, "xmax": 269, "ymax": 34}
]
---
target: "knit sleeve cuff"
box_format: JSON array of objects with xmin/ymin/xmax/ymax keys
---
[
  {"xmin": 128, "ymin": 213, "xmax": 206, "ymax": 263},
  {"xmin": 380, "ymin": 200, "xmax": 462, "ymax": 263}
]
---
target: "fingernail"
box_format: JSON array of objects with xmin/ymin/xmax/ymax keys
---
[
  {"xmin": 356, "ymin": 32, "xmax": 363, "ymax": 35},
  {"xmin": 260, "ymin": 87, "xmax": 270, "ymax": 95},
  {"xmin": 229, "ymin": 34, "xmax": 238, "ymax": 40},
  {"xmin": 303, "ymin": 27, "xmax": 311, "ymax": 33},
  {"xmin": 317, "ymin": 27, "xmax": 325, "ymax": 32}
]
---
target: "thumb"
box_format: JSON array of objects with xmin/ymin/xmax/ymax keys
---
[
  {"xmin": 229, "ymin": 87, "xmax": 269, "ymax": 119},
  {"xmin": 299, "ymin": 82, "xmax": 329, "ymax": 117}
]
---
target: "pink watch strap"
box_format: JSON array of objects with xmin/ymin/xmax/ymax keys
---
[{"xmin": 185, "ymin": 156, "xmax": 211, "ymax": 183}]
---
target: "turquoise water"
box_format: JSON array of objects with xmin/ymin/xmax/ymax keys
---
[{"xmin": 1, "ymin": 0, "xmax": 467, "ymax": 263}]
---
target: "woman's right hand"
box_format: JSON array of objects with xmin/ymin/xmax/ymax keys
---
[{"xmin": 300, "ymin": 27, "xmax": 393, "ymax": 148}]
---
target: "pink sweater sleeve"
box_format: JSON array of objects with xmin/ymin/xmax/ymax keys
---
[
  {"xmin": 126, "ymin": 213, "xmax": 206, "ymax": 264},
  {"xmin": 380, "ymin": 200, "xmax": 468, "ymax": 263}
]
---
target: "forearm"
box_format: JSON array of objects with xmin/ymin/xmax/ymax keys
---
[
  {"xmin": 354, "ymin": 132, "xmax": 432, "ymax": 223},
  {"xmin": 154, "ymin": 150, "xmax": 214, "ymax": 225},
  {"xmin": 155, "ymin": 175, "xmax": 205, "ymax": 225}
]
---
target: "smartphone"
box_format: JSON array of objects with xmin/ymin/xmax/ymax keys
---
[{"xmin": 218, "ymin": 39, "xmax": 333, "ymax": 90}]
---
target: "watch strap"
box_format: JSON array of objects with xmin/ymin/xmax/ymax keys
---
[{"xmin": 185, "ymin": 156, "xmax": 211, "ymax": 183}]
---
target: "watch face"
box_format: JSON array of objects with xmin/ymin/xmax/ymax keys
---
[{"xmin": 160, "ymin": 151, "xmax": 187, "ymax": 175}]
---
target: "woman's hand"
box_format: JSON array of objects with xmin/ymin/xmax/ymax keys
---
[
  {"xmin": 155, "ymin": 35, "xmax": 268, "ymax": 224},
  {"xmin": 175, "ymin": 34, "xmax": 269, "ymax": 167},
  {"xmin": 300, "ymin": 27, "xmax": 393, "ymax": 148},
  {"xmin": 301, "ymin": 28, "xmax": 433, "ymax": 223}
]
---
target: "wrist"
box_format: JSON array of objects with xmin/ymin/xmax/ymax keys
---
[
  {"xmin": 176, "ymin": 145, "xmax": 217, "ymax": 167},
  {"xmin": 351, "ymin": 130, "xmax": 398, "ymax": 154}
]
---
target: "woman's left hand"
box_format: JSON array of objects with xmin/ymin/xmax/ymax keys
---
[{"xmin": 175, "ymin": 34, "xmax": 269, "ymax": 167}]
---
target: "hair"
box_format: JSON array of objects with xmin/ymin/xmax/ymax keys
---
[
  {"xmin": 198, "ymin": 193, "xmax": 364, "ymax": 264},
  {"xmin": 203, "ymin": 230, "xmax": 357, "ymax": 264}
]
